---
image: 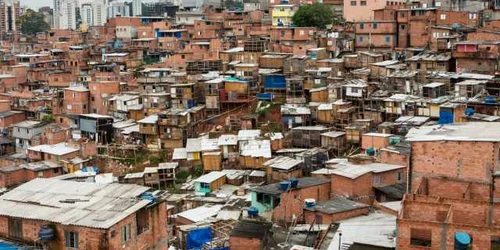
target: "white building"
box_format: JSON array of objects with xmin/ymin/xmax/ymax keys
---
[
  {"xmin": 92, "ymin": 0, "xmax": 107, "ymax": 26},
  {"xmin": 107, "ymin": 2, "xmax": 130, "ymax": 18},
  {"xmin": 80, "ymin": 3, "xmax": 93, "ymax": 27},
  {"xmin": 54, "ymin": 0, "xmax": 77, "ymax": 30},
  {"xmin": 132, "ymin": 0, "xmax": 142, "ymax": 16}
]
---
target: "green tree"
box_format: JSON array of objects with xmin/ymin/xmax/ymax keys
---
[
  {"xmin": 19, "ymin": 9, "xmax": 50, "ymax": 36},
  {"xmin": 291, "ymin": 3, "xmax": 335, "ymax": 28}
]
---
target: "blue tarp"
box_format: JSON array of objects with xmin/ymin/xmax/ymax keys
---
[
  {"xmin": 81, "ymin": 166, "xmax": 100, "ymax": 174},
  {"xmin": 257, "ymin": 93, "xmax": 273, "ymax": 100},
  {"xmin": 187, "ymin": 228, "xmax": 212, "ymax": 250},
  {"xmin": 438, "ymin": 110, "xmax": 454, "ymax": 125},
  {"xmin": 264, "ymin": 75, "xmax": 286, "ymax": 89},
  {"xmin": 0, "ymin": 242, "xmax": 25, "ymax": 249}
]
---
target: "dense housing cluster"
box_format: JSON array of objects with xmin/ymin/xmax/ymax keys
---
[{"xmin": 0, "ymin": 0, "xmax": 498, "ymax": 249}]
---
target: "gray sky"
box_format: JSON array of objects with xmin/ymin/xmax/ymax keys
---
[{"xmin": 21, "ymin": 0, "xmax": 53, "ymax": 9}]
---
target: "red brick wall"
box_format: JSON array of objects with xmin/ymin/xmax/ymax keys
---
[
  {"xmin": 0, "ymin": 202, "xmax": 167, "ymax": 250},
  {"xmin": 380, "ymin": 150, "xmax": 408, "ymax": 166},
  {"xmin": 63, "ymin": 89, "xmax": 89, "ymax": 115},
  {"xmin": 89, "ymin": 81, "xmax": 120, "ymax": 115},
  {"xmin": 408, "ymin": 20, "xmax": 429, "ymax": 48},
  {"xmin": 331, "ymin": 173, "xmax": 373, "ymax": 199},
  {"xmin": 0, "ymin": 112, "xmax": 25, "ymax": 129},
  {"xmin": 376, "ymin": 169, "xmax": 405, "ymax": 187},
  {"xmin": 0, "ymin": 168, "xmax": 24, "ymax": 187},
  {"xmin": 436, "ymin": 10, "xmax": 479, "ymax": 27},
  {"xmin": 361, "ymin": 134, "xmax": 390, "ymax": 150},
  {"xmin": 272, "ymin": 182, "xmax": 330, "ymax": 223},
  {"xmin": 230, "ymin": 236, "xmax": 262, "ymax": 250},
  {"xmin": 411, "ymin": 141, "xmax": 498, "ymax": 188},
  {"xmin": 304, "ymin": 206, "xmax": 369, "ymax": 224}
]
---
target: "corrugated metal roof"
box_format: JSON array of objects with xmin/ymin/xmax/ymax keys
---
[
  {"xmin": 311, "ymin": 162, "xmax": 404, "ymax": 179},
  {"xmin": 263, "ymin": 156, "xmax": 302, "ymax": 170},
  {"xmin": 175, "ymin": 204, "xmax": 223, "ymax": 223},
  {"xmin": 237, "ymin": 130, "xmax": 261, "ymax": 141},
  {"xmin": 0, "ymin": 179, "xmax": 150, "ymax": 229},
  {"xmin": 240, "ymin": 140, "xmax": 272, "ymax": 158},
  {"xmin": 172, "ymin": 148, "xmax": 187, "ymax": 160},
  {"xmin": 194, "ymin": 171, "xmax": 226, "ymax": 183},
  {"xmin": 218, "ymin": 135, "xmax": 238, "ymax": 146}
]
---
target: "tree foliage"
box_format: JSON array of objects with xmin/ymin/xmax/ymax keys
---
[
  {"xmin": 292, "ymin": 3, "xmax": 335, "ymax": 28},
  {"xmin": 19, "ymin": 9, "xmax": 50, "ymax": 36}
]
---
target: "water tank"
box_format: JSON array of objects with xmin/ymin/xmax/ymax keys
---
[
  {"xmin": 38, "ymin": 225, "xmax": 55, "ymax": 241},
  {"xmin": 485, "ymin": 96, "xmax": 496, "ymax": 104},
  {"xmin": 140, "ymin": 193, "xmax": 157, "ymax": 204},
  {"xmin": 247, "ymin": 206, "xmax": 259, "ymax": 217},
  {"xmin": 279, "ymin": 181, "xmax": 291, "ymax": 191},
  {"xmin": 389, "ymin": 137, "xmax": 401, "ymax": 145},
  {"xmin": 290, "ymin": 178, "xmax": 299, "ymax": 188},
  {"xmin": 366, "ymin": 147, "xmax": 375, "ymax": 156},
  {"xmin": 465, "ymin": 108, "xmax": 475, "ymax": 116},
  {"xmin": 454, "ymin": 232, "xmax": 471, "ymax": 250},
  {"xmin": 305, "ymin": 199, "xmax": 316, "ymax": 207}
]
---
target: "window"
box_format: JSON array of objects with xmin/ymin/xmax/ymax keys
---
[
  {"xmin": 372, "ymin": 22, "xmax": 378, "ymax": 29},
  {"xmin": 65, "ymin": 231, "xmax": 79, "ymax": 248},
  {"xmin": 491, "ymin": 236, "xmax": 500, "ymax": 249},
  {"xmin": 410, "ymin": 228, "xmax": 431, "ymax": 247},
  {"xmin": 360, "ymin": 0, "xmax": 366, "ymax": 5},
  {"xmin": 351, "ymin": 0, "xmax": 356, "ymax": 5},
  {"xmin": 440, "ymin": 14, "xmax": 446, "ymax": 20},
  {"xmin": 358, "ymin": 36, "xmax": 363, "ymax": 42},
  {"xmin": 200, "ymin": 182, "xmax": 210, "ymax": 188},
  {"xmin": 385, "ymin": 36, "xmax": 391, "ymax": 43},
  {"xmin": 400, "ymin": 12, "xmax": 405, "ymax": 17},
  {"xmin": 359, "ymin": 23, "xmax": 364, "ymax": 29},
  {"xmin": 121, "ymin": 224, "xmax": 131, "ymax": 243},
  {"xmin": 469, "ymin": 13, "xmax": 477, "ymax": 19},
  {"xmin": 281, "ymin": 30, "xmax": 286, "ymax": 36},
  {"xmin": 373, "ymin": 175, "xmax": 381, "ymax": 184},
  {"xmin": 397, "ymin": 171, "xmax": 403, "ymax": 181},
  {"xmin": 256, "ymin": 193, "xmax": 272, "ymax": 205}
]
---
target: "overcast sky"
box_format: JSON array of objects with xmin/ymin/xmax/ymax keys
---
[{"xmin": 21, "ymin": 0, "xmax": 53, "ymax": 9}]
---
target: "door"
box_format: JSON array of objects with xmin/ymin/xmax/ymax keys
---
[{"xmin": 8, "ymin": 218, "xmax": 22, "ymax": 240}]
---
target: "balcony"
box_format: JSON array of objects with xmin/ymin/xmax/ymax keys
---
[{"xmin": 137, "ymin": 77, "xmax": 175, "ymax": 83}]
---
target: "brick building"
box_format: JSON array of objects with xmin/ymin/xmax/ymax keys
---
[
  {"xmin": 0, "ymin": 161, "xmax": 63, "ymax": 188},
  {"xmin": 229, "ymin": 220, "xmax": 273, "ymax": 250},
  {"xmin": 250, "ymin": 177, "xmax": 330, "ymax": 224},
  {"xmin": 354, "ymin": 21, "xmax": 397, "ymax": 51},
  {"xmin": 63, "ymin": 86, "xmax": 89, "ymax": 115},
  {"xmin": 0, "ymin": 178, "xmax": 168, "ymax": 250},
  {"xmin": 398, "ymin": 123, "xmax": 500, "ymax": 249}
]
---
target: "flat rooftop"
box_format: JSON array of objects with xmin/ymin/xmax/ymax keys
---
[{"xmin": 406, "ymin": 122, "xmax": 500, "ymax": 142}]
